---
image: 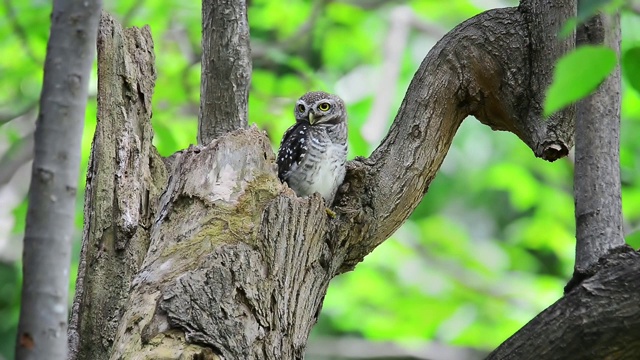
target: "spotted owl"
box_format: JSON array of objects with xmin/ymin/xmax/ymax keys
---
[{"xmin": 277, "ymin": 91, "xmax": 348, "ymax": 205}]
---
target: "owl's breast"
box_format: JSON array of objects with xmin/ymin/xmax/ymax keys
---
[
  {"xmin": 309, "ymin": 142, "xmax": 347, "ymax": 201},
  {"xmin": 285, "ymin": 133, "xmax": 346, "ymax": 203}
]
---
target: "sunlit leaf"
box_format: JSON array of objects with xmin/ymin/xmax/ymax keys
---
[{"xmin": 544, "ymin": 45, "xmax": 617, "ymax": 117}]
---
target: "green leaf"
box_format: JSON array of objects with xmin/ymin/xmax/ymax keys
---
[
  {"xmin": 622, "ymin": 46, "xmax": 640, "ymax": 94},
  {"xmin": 559, "ymin": 17, "xmax": 578, "ymax": 39},
  {"xmin": 544, "ymin": 45, "xmax": 617, "ymax": 117}
]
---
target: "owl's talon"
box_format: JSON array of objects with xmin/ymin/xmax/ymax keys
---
[{"xmin": 325, "ymin": 208, "xmax": 336, "ymax": 218}]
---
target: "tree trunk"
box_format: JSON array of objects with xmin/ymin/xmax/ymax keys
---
[
  {"xmin": 15, "ymin": 0, "xmax": 101, "ymax": 358},
  {"xmin": 67, "ymin": 13, "xmax": 166, "ymax": 360},
  {"xmin": 198, "ymin": 0, "xmax": 251, "ymax": 143},
  {"xmin": 69, "ymin": 1, "xmax": 640, "ymax": 359},
  {"xmin": 573, "ymin": 12, "xmax": 626, "ymax": 274}
]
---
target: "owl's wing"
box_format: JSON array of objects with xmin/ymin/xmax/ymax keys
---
[{"xmin": 277, "ymin": 122, "xmax": 309, "ymax": 182}]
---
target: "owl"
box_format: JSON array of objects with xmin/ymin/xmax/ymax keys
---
[{"xmin": 277, "ymin": 91, "xmax": 348, "ymax": 205}]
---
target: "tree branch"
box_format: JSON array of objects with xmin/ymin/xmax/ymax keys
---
[
  {"xmin": 573, "ymin": 12, "xmax": 626, "ymax": 275},
  {"xmin": 335, "ymin": 2, "xmax": 576, "ymax": 271},
  {"xmin": 15, "ymin": 0, "xmax": 101, "ymax": 357},
  {"xmin": 198, "ymin": 0, "xmax": 251, "ymax": 144},
  {"xmin": 487, "ymin": 249, "xmax": 640, "ymax": 359}
]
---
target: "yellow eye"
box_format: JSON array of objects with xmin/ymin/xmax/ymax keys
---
[
  {"xmin": 297, "ymin": 104, "xmax": 306, "ymax": 112},
  {"xmin": 318, "ymin": 103, "xmax": 331, "ymax": 111}
]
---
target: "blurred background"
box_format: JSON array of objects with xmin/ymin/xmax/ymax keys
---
[{"xmin": 1, "ymin": 0, "xmax": 640, "ymax": 359}]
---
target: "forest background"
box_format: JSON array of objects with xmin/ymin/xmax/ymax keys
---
[{"xmin": 1, "ymin": 0, "xmax": 640, "ymax": 359}]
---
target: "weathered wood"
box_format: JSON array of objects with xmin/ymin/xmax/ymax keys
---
[
  {"xmin": 108, "ymin": 128, "xmax": 317, "ymax": 359},
  {"xmin": 68, "ymin": 13, "xmax": 167, "ymax": 360}
]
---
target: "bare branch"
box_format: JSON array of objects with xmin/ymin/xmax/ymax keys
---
[
  {"xmin": 361, "ymin": 6, "xmax": 412, "ymax": 145},
  {"xmin": 15, "ymin": 0, "xmax": 101, "ymax": 357},
  {"xmin": 625, "ymin": 2, "xmax": 640, "ymax": 16},
  {"xmin": 198, "ymin": 0, "xmax": 251, "ymax": 144},
  {"xmin": 573, "ymin": 13, "xmax": 627, "ymax": 274}
]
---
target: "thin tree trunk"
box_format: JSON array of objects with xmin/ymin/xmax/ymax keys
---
[
  {"xmin": 573, "ymin": 12, "xmax": 626, "ymax": 275},
  {"xmin": 15, "ymin": 0, "xmax": 101, "ymax": 358},
  {"xmin": 198, "ymin": 0, "xmax": 251, "ymax": 144}
]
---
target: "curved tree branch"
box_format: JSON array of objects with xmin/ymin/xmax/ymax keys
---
[
  {"xmin": 198, "ymin": 0, "xmax": 251, "ymax": 144},
  {"xmin": 335, "ymin": 2, "xmax": 576, "ymax": 270},
  {"xmin": 0, "ymin": 101, "xmax": 37, "ymax": 126}
]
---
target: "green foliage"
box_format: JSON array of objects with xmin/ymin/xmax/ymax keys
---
[
  {"xmin": 0, "ymin": 263, "xmax": 20, "ymax": 360},
  {"xmin": 623, "ymin": 46, "xmax": 640, "ymax": 93},
  {"xmin": 544, "ymin": 45, "xmax": 617, "ymax": 117},
  {"xmin": 1, "ymin": 0, "xmax": 640, "ymax": 358}
]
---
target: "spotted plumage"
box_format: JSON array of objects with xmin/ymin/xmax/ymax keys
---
[{"xmin": 277, "ymin": 91, "xmax": 348, "ymax": 205}]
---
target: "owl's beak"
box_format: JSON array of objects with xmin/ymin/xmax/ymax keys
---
[{"xmin": 308, "ymin": 113, "xmax": 316, "ymax": 125}]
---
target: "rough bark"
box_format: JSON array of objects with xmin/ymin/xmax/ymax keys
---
[
  {"xmin": 67, "ymin": 13, "xmax": 167, "ymax": 360},
  {"xmin": 573, "ymin": 13, "xmax": 626, "ymax": 274},
  {"xmin": 15, "ymin": 0, "xmax": 101, "ymax": 358},
  {"xmin": 487, "ymin": 249, "xmax": 640, "ymax": 359},
  {"xmin": 335, "ymin": 2, "xmax": 575, "ymax": 270},
  {"xmin": 198, "ymin": 0, "xmax": 251, "ymax": 144},
  {"xmin": 519, "ymin": 0, "xmax": 576, "ymax": 160},
  {"xmin": 71, "ymin": 1, "xmax": 637, "ymax": 359}
]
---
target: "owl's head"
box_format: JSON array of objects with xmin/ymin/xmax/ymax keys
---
[{"xmin": 294, "ymin": 91, "xmax": 347, "ymax": 125}]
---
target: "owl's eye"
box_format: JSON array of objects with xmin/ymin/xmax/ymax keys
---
[
  {"xmin": 318, "ymin": 103, "xmax": 331, "ymax": 111},
  {"xmin": 297, "ymin": 104, "xmax": 306, "ymax": 112}
]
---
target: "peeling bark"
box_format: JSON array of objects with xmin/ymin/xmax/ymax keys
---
[{"xmin": 68, "ymin": 13, "xmax": 167, "ymax": 360}]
